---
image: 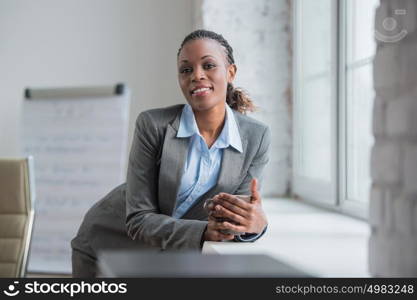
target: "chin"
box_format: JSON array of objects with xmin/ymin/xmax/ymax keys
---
[
  {"xmin": 190, "ymin": 103, "xmax": 213, "ymax": 112},
  {"xmin": 187, "ymin": 98, "xmax": 224, "ymax": 113}
]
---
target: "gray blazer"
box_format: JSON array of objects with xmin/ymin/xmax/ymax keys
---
[
  {"xmin": 71, "ymin": 182, "xmax": 158, "ymax": 277},
  {"xmin": 71, "ymin": 104, "xmax": 270, "ymax": 277},
  {"xmin": 125, "ymin": 104, "xmax": 271, "ymax": 250}
]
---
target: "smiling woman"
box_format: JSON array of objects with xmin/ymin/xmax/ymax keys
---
[
  {"xmin": 72, "ymin": 29, "xmax": 271, "ymax": 277},
  {"xmin": 125, "ymin": 29, "xmax": 269, "ymax": 244}
]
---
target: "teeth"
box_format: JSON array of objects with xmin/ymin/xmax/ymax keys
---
[{"xmin": 192, "ymin": 87, "xmax": 210, "ymax": 94}]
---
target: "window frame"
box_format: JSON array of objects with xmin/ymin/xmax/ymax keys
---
[
  {"xmin": 339, "ymin": 0, "xmax": 373, "ymax": 219},
  {"xmin": 292, "ymin": 0, "xmax": 371, "ymax": 220}
]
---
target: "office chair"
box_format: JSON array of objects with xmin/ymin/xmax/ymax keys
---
[{"xmin": 0, "ymin": 157, "xmax": 35, "ymax": 277}]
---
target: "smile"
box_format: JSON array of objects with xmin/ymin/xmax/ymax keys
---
[{"xmin": 191, "ymin": 87, "xmax": 213, "ymax": 96}]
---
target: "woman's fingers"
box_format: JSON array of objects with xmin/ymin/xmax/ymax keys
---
[
  {"xmin": 211, "ymin": 204, "xmax": 247, "ymax": 225},
  {"xmin": 216, "ymin": 220, "xmax": 246, "ymax": 234},
  {"xmin": 206, "ymin": 217, "xmax": 235, "ymax": 241},
  {"xmin": 216, "ymin": 193, "xmax": 251, "ymax": 211},
  {"xmin": 210, "ymin": 215, "xmax": 245, "ymax": 233},
  {"xmin": 206, "ymin": 188, "xmax": 266, "ymax": 236},
  {"xmin": 213, "ymin": 200, "xmax": 250, "ymax": 219},
  {"xmin": 250, "ymin": 178, "xmax": 261, "ymax": 203}
]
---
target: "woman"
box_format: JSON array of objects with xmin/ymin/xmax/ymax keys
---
[
  {"xmin": 72, "ymin": 29, "xmax": 270, "ymax": 277},
  {"xmin": 125, "ymin": 29, "xmax": 270, "ymax": 249}
]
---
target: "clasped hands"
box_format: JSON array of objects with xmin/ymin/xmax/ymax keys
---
[{"xmin": 203, "ymin": 178, "xmax": 268, "ymax": 242}]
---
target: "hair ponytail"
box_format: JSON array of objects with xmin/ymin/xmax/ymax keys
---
[{"xmin": 226, "ymin": 83, "xmax": 256, "ymax": 114}]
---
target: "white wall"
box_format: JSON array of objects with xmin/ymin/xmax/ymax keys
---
[
  {"xmin": 369, "ymin": 0, "xmax": 417, "ymax": 277},
  {"xmin": 1, "ymin": 0, "xmax": 293, "ymax": 197},
  {"xmin": 0, "ymin": 0, "xmax": 193, "ymax": 160}
]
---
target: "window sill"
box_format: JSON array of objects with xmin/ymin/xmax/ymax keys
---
[{"xmin": 202, "ymin": 197, "xmax": 370, "ymax": 277}]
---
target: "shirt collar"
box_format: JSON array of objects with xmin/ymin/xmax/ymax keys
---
[
  {"xmin": 177, "ymin": 104, "xmax": 199, "ymax": 138},
  {"xmin": 177, "ymin": 104, "xmax": 243, "ymax": 153}
]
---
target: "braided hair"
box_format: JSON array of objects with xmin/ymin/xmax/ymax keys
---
[{"xmin": 177, "ymin": 29, "xmax": 256, "ymax": 114}]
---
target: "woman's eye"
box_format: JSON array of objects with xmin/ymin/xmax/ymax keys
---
[
  {"xmin": 204, "ymin": 63, "xmax": 215, "ymax": 69},
  {"xmin": 180, "ymin": 67, "xmax": 192, "ymax": 74}
]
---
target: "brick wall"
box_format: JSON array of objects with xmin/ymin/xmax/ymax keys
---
[
  {"xmin": 369, "ymin": 0, "xmax": 417, "ymax": 277},
  {"xmin": 193, "ymin": 0, "xmax": 292, "ymax": 197}
]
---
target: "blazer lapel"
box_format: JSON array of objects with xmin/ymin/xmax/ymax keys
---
[
  {"xmin": 216, "ymin": 143, "xmax": 247, "ymax": 192},
  {"xmin": 158, "ymin": 115, "xmax": 189, "ymax": 215}
]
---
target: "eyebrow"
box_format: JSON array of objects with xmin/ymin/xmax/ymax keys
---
[{"xmin": 180, "ymin": 55, "xmax": 215, "ymax": 63}]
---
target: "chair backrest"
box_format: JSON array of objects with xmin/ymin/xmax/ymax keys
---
[{"xmin": 0, "ymin": 157, "xmax": 35, "ymax": 277}]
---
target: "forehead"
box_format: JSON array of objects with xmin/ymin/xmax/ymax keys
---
[{"xmin": 178, "ymin": 38, "xmax": 227, "ymax": 62}]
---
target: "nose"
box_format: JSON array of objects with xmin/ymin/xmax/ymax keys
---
[{"xmin": 191, "ymin": 66, "xmax": 206, "ymax": 82}]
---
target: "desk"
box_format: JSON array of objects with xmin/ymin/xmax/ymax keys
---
[
  {"xmin": 203, "ymin": 198, "xmax": 370, "ymax": 277},
  {"xmin": 97, "ymin": 251, "xmax": 310, "ymax": 277}
]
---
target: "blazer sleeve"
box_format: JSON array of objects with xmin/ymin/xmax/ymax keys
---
[
  {"xmin": 233, "ymin": 125, "xmax": 271, "ymax": 242},
  {"xmin": 125, "ymin": 112, "xmax": 207, "ymax": 251}
]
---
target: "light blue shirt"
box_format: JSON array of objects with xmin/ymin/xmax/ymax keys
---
[{"xmin": 172, "ymin": 104, "xmax": 242, "ymax": 219}]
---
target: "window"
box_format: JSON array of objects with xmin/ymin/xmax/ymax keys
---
[
  {"xmin": 293, "ymin": 0, "xmax": 338, "ymax": 207},
  {"xmin": 293, "ymin": 0, "xmax": 378, "ymax": 218}
]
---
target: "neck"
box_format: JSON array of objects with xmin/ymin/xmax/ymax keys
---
[{"xmin": 193, "ymin": 103, "xmax": 226, "ymax": 141}]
